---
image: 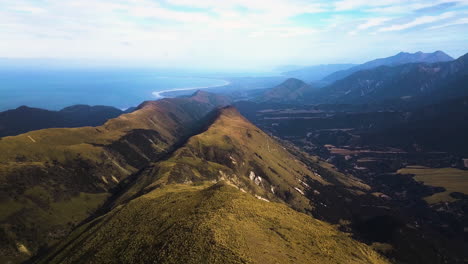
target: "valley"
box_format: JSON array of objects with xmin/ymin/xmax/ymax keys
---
[{"xmin": 234, "ymin": 98, "xmax": 468, "ymax": 263}]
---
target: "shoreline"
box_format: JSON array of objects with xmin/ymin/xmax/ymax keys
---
[{"xmin": 152, "ymin": 79, "xmax": 230, "ymax": 99}]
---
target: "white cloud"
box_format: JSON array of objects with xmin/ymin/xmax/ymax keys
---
[
  {"xmin": 378, "ymin": 12, "xmax": 455, "ymax": 31},
  {"xmin": 0, "ymin": 0, "xmax": 467, "ymax": 68},
  {"xmin": 429, "ymin": 17, "xmax": 468, "ymax": 29},
  {"xmin": 334, "ymin": 0, "xmax": 405, "ymax": 11},
  {"xmin": 357, "ymin": 18, "xmax": 393, "ymax": 30}
]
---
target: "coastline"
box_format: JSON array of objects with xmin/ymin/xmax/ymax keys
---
[{"xmin": 152, "ymin": 79, "xmax": 230, "ymax": 99}]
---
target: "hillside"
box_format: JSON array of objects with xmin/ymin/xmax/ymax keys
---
[
  {"xmin": 0, "ymin": 104, "xmax": 125, "ymax": 137},
  {"xmin": 0, "ymin": 91, "xmax": 229, "ymax": 263},
  {"xmin": 255, "ymin": 78, "xmax": 313, "ymax": 103},
  {"xmin": 323, "ymin": 51, "xmax": 454, "ymax": 83},
  {"xmin": 35, "ymin": 107, "xmax": 388, "ymax": 264},
  {"xmin": 37, "ymin": 182, "xmax": 388, "ymax": 264}
]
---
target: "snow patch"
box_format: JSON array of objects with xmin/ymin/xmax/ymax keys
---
[
  {"xmin": 255, "ymin": 195, "xmax": 270, "ymax": 202},
  {"xmin": 249, "ymin": 171, "xmax": 256, "ymax": 181},
  {"xmin": 101, "ymin": 176, "xmax": 109, "ymax": 184},
  {"xmin": 111, "ymin": 175, "xmax": 119, "ymax": 183},
  {"xmin": 299, "ymin": 179, "xmax": 310, "ymax": 188},
  {"xmin": 229, "ymin": 155, "xmax": 237, "ymax": 165},
  {"xmin": 249, "ymin": 171, "xmax": 263, "ymax": 186},
  {"xmin": 294, "ymin": 187, "xmax": 304, "ymax": 195}
]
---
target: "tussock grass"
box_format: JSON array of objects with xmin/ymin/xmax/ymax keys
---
[{"xmin": 39, "ymin": 182, "xmax": 389, "ymax": 264}]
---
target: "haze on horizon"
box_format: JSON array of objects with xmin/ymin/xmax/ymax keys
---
[{"xmin": 1, "ymin": 0, "xmax": 468, "ymax": 70}]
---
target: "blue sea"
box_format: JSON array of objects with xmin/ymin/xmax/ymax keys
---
[{"xmin": 0, "ymin": 68, "xmax": 228, "ymax": 111}]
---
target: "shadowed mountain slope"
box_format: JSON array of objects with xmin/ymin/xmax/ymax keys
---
[
  {"xmin": 0, "ymin": 91, "xmax": 229, "ymax": 263},
  {"xmin": 36, "ymin": 107, "xmax": 387, "ymax": 264},
  {"xmin": 255, "ymin": 78, "xmax": 314, "ymax": 103},
  {"xmin": 0, "ymin": 104, "xmax": 126, "ymax": 137}
]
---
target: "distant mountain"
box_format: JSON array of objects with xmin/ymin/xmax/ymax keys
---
[
  {"xmin": 283, "ymin": 64, "xmax": 356, "ymax": 82},
  {"xmin": 309, "ymin": 52, "xmax": 468, "ymax": 104},
  {"xmin": 256, "ymin": 78, "xmax": 313, "ymax": 103},
  {"xmin": 323, "ymin": 51, "xmax": 454, "ymax": 83},
  {"xmin": 0, "ymin": 104, "xmax": 125, "ymax": 137}
]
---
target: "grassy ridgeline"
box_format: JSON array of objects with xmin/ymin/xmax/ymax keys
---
[{"xmin": 39, "ymin": 182, "xmax": 388, "ymax": 264}]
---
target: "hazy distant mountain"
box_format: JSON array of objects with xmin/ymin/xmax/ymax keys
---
[
  {"xmin": 283, "ymin": 64, "xmax": 356, "ymax": 82},
  {"xmin": 309, "ymin": 52, "xmax": 467, "ymax": 104},
  {"xmin": 323, "ymin": 51, "xmax": 454, "ymax": 82},
  {"xmin": 256, "ymin": 78, "xmax": 313, "ymax": 103},
  {"xmin": 0, "ymin": 104, "xmax": 124, "ymax": 137}
]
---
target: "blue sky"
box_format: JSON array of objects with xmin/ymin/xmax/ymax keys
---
[{"xmin": 0, "ymin": 0, "xmax": 467, "ymax": 70}]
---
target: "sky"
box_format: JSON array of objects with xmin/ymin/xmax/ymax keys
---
[{"xmin": 0, "ymin": 0, "xmax": 468, "ymax": 70}]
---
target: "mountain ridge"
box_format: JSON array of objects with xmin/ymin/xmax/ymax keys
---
[
  {"xmin": 282, "ymin": 64, "xmax": 357, "ymax": 82},
  {"xmin": 323, "ymin": 51, "xmax": 454, "ymax": 83},
  {"xmin": 33, "ymin": 105, "xmax": 388, "ymax": 264},
  {"xmin": 0, "ymin": 91, "xmax": 230, "ymax": 263}
]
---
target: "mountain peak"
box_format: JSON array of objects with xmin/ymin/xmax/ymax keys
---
[
  {"xmin": 282, "ymin": 77, "xmax": 307, "ymax": 85},
  {"xmin": 190, "ymin": 90, "xmax": 231, "ymax": 106},
  {"xmin": 256, "ymin": 78, "xmax": 312, "ymax": 103}
]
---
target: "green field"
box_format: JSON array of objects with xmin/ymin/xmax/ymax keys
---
[{"xmin": 398, "ymin": 166, "xmax": 468, "ymax": 204}]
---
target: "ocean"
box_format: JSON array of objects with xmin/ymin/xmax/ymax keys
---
[{"xmin": 0, "ymin": 68, "xmax": 228, "ymax": 111}]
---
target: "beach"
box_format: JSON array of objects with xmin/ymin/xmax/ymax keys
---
[{"xmin": 152, "ymin": 80, "xmax": 230, "ymax": 99}]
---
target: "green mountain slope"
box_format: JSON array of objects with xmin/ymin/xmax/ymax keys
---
[
  {"xmin": 36, "ymin": 107, "xmax": 387, "ymax": 264},
  {"xmin": 38, "ymin": 182, "xmax": 387, "ymax": 264},
  {"xmin": 0, "ymin": 92, "xmax": 229, "ymax": 263}
]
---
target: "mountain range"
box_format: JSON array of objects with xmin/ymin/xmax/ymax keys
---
[
  {"xmin": 255, "ymin": 51, "xmax": 466, "ymax": 106},
  {"xmin": 312, "ymin": 52, "xmax": 467, "ymax": 104},
  {"xmin": 1, "ymin": 49, "xmax": 468, "ymax": 264},
  {"xmin": 34, "ymin": 106, "xmax": 388, "ymax": 264},
  {"xmin": 322, "ymin": 51, "xmax": 454, "ymax": 83},
  {"xmin": 0, "ymin": 91, "xmax": 390, "ymax": 263}
]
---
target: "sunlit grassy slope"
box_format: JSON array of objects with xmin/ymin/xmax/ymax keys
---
[
  {"xmin": 39, "ymin": 182, "xmax": 388, "ymax": 264},
  {"xmin": 36, "ymin": 106, "xmax": 387, "ymax": 264},
  {"xmin": 110, "ymin": 107, "xmax": 369, "ymax": 213},
  {"xmin": 0, "ymin": 91, "xmax": 228, "ymax": 263},
  {"xmin": 398, "ymin": 166, "xmax": 468, "ymax": 203}
]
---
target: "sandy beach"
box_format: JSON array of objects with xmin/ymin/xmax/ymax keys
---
[{"xmin": 152, "ymin": 79, "xmax": 230, "ymax": 99}]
